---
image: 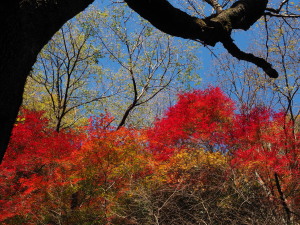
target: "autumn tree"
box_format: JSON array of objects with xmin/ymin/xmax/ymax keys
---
[
  {"xmin": 148, "ymin": 87, "xmax": 236, "ymax": 160},
  {"xmin": 89, "ymin": 4, "xmax": 200, "ymax": 128},
  {"xmin": 23, "ymin": 4, "xmax": 200, "ymax": 131},
  {"xmin": 212, "ymin": 5, "xmax": 300, "ymax": 119},
  {"xmin": 23, "ymin": 12, "xmax": 118, "ymax": 132},
  {"xmin": 0, "ymin": 109, "xmax": 81, "ymax": 223},
  {"xmin": 230, "ymin": 107, "xmax": 300, "ymax": 224},
  {"xmin": 147, "ymin": 86, "xmax": 300, "ymax": 224},
  {"xmin": 1, "ymin": 86, "xmax": 300, "ymax": 223},
  {"xmin": 0, "ymin": 110, "xmax": 153, "ymax": 224},
  {"xmin": 0, "ymin": 0, "xmax": 298, "ymax": 161},
  {"xmin": 210, "ymin": 9, "xmax": 300, "ymax": 214}
]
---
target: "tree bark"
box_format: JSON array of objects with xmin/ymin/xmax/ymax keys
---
[
  {"xmin": 124, "ymin": 0, "xmax": 267, "ymax": 44},
  {"xmin": 124, "ymin": 0, "xmax": 278, "ymax": 78},
  {"xmin": 0, "ymin": 0, "xmax": 94, "ymax": 162}
]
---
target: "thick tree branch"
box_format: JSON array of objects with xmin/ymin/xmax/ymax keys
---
[
  {"xmin": 124, "ymin": 0, "xmax": 268, "ymax": 45},
  {"xmin": 124, "ymin": 0, "xmax": 281, "ymax": 79},
  {"xmin": 221, "ymin": 37, "xmax": 278, "ymax": 78}
]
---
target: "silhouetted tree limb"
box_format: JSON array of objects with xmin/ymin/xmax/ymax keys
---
[
  {"xmin": 221, "ymin": 37, "xmax": 278, "ymax": 78},
  {"xmin": 124, "ymin": 0, "xmax": 278, "ymax": 78}
]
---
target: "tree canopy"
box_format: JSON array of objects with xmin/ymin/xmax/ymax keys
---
[
  {"xmin": 1, "ymin": 87, "xmax": 300, "ymax": 224},
  {"xmin": 0, "ymin": 0, "xmax": 299, "ymax": 162}
]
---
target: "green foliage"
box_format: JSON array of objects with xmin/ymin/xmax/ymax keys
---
[{"xmin": 23, "ymin": 3, "xmax": 201, "ymax": 130}]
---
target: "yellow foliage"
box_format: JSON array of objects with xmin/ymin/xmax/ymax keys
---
[{"xmin": 169, "ymin": 148, "xmax": 227, "ymax": 170}]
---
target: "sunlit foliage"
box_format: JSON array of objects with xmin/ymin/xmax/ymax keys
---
[{"xmin": 1, "ymin": 87, "xmax": 299, "ymax": 224}]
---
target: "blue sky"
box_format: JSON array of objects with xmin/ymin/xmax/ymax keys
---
[{"xmin": 86, "ymin": 0, "xmax": 300, "ymax": 116}]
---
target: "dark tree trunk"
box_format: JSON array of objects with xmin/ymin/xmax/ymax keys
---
[{"xmin": 0, "ymin": 0, "xmax": 94, "ymax": 162}]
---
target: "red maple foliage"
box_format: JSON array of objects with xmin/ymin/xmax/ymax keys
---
[
  {"xmin": 1, "ymin": 87, "xmax": 300, "ymax": 223},
  {"xmin": 0, "ymin": 110, "xmax": 152, "ymax": 224},
  {"xmin": 231, "ymin": 107, "xmax": 300, "ymax": 212},
  {"xmin": 147, "ymin": 87, "xmax": 300, "ymax": 214},
  {"xmin": 148, "ymin": 87, "xmax": 236, "ymax": 160},
  {"xmin": 0, "ymin": 109, "xmax": 80, "ymax": 222}
]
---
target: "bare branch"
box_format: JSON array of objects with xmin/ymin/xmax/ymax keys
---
[
  {"xmin": 264, "ymin": 12, "xmax": 300, "ymax": 18},
  {"xmin": 203, "ymin": 0, "xmax": 223, "ymax": 14}
]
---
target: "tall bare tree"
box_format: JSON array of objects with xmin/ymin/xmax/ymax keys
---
[
  {"xmin": 24, "ymin": 16, "xmax": 117, "ymax": 132},
  {"xmin": 90, "ymin": 5, "xmax": 200, "ymax": 128}
]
